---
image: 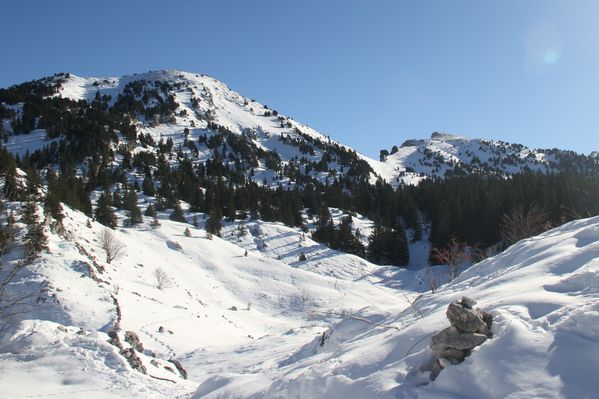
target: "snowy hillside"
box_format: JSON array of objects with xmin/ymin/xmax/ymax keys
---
[
  {"xmin": 0, "ymin": 201, "xmax": 598, "ymax": 398},
  {"xmin": 3, "ymin": 70, "xmax": 597, "ymax": 190},
  {"xmin": 49, "ymin": 70, "xmax": 377, "ymax": 187},
  {"xmin": 377, "ymin": 131, "xmax": 566, "ymax": 186},
  {"xmin": 1, "ymin": 69, "xmax": 599, "ymax": 398}
]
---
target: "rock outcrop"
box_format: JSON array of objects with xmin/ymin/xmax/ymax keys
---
[
  {"xmin": 429, "ymin": 297, "xmax": 492, "ymax": 380},
  {"xmin": 124, "ymin": 330, "xmax": 144, "ymax": 353}
]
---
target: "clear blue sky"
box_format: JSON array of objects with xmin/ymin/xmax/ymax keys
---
[{"xmin": 2, "ymin": 0, "xmax": 598, "ymax": 157}]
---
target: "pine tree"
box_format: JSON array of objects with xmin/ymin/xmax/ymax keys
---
[
  {"xmin": 0, "ymin": 202, "xmax": 15, "ymax": 255},
  {"xmin": 95, "ymin": 190, "xmax": 117, "ymax": 228},
  {"xmin": 43, "ymin": 190, "xmax": 64, "ymax": 224},
  {"xmin": 189, "ymin": 187, "xmax": 204, "ymax": 212},
  {"xmin": 25, "ymin": 166, "xmax": 41, "ymax": 200},
  {"xmin": 430, "ymin": 200, "xmax": 452, "ymax": 250},
  {"xmin": 112, "ymin": 187, "xmax": 123, "ymax": 209},
  {"xmin": 145, "ymin": 203, "xmax": 157, "ymax": 217},
  {"xmin": 412, "ymin": 220, "xmax": 423, "ymax": 243},
  {"xmin": 142, "ymin": 174, "xmax": 155, "ymax": 196},
  {"xmin": 391, "ymin": 223, "xmax": 410, "ymax": 266},
  {"xmin": 224, "ymin": 195, "xmax": 236, "ymax": 221},
  {"xmin": 312, "ymin": 206, "xmax": 334, "ymax": 246},
  {"xmin": 259, "ymin": 198, "xmax": 274, "ymax": 221},
  {"xmin": 125, "ymin": 189, "xmax": 143, "ymax": 225},
  {"xmin": 335, "ymin": 216, "xmax": 365, "ymax": 257},
  {"xmin": 150, "ymin": 217, "xmax": 161, "ymax": 229},
  {"xmin": 169, "ymin": 201, "xmax": 186, "ymax": 223},
  {"xmin": 206, "ymin": 205, "xmax": 223, "ymax": 237},
  {"xmin": 367, "ymin": 223, "xmax": 409, "ymax": 267},
  {"xmin": 21, "ymin": 201, "xmax": 48, "ymax": 259},
  {"xmin": 3, "ymin": 164, "xmax": 21, "ymax": 201}
]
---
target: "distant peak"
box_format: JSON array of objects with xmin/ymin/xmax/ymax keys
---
[{"xmin": 430, "ymin": 132, "xmax": 467, "ymax": 141}]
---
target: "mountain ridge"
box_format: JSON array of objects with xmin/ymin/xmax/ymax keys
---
[{"xmin": 3, "ymin": 70, "xmax": 598, "ymax": 189}]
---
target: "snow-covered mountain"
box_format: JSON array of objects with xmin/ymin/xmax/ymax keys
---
[
  {"xmin": 1, "ymin": 70, "xmax": 599, "ymax": 398},
  {"xmin": 1, "ymin": 201, "xmax": 597, "ymax": 398},
  {"xmin": 3, "ymin": 70, "xmax": 598, "ymax": 189},
  {"xmin": 377, "ymin": 132, "xmax": 559, "ymax": 186},
  {"xmin": 3, "ymin": 70, "xmax": 377, "ymax": 189}
]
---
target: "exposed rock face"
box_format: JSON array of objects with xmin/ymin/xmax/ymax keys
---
[
  {"xmin": 429, "ymin": 297, "xmax": 492, "ymax": 380},
  {"xmin": 431, "ymin": 326, "xmax": 488, "ymax": 351},
  {"xmin": 121, "ymin": 348, "xmax": 147, "ymax": 374},
  {"xmin": 169, "ymin": 358, "xmax": 188, "ymax": 379},
  {"xmin": 446, "ymin": 302, "xmax": 489, "ymax": 334},
  {"xmin": 124, "ymin": 331, "xmax": 144, "ymax": 353}
]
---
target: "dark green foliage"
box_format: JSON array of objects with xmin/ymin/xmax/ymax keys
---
[
  {"xmin": 312, "ymin": 212, "xmax": 365, "ymax": 257},
  {"xmin": 112, "ymin": 187, "xmax": 123, "ymax": 209},
  {"xmin": 145, "ymin": 203, "xmax": 157, "ymax": 217},
  {"xmin": 44, "ymin": 188, "xmax": 64, "ymax": 223},
  {"xmin": 124, "ymin": 189, "xmax": 143, "ymax": 225},
  {"xmin": 379, "ymin": 149, "xmax": 389, "ymax": 162},
  {"xmin": 0, "ymin": 209, "xmax": 15, "ymax": 256},
  {"xmin": 24, "ymin": 165, "xmax": 41, "ymax": 200},
  {"xmin": 95, "ymin": 191, "xmax": 117, "ymax": 228},
  {"xmin": 169, "ymin": 201, "xmax": 186, "ymax": 223},
  {"xmin": 142, "ymin": 174, "xmax": 156, "ymax": 196},
  {"xmin": 333, "ymin": 216, "xmax": 365, "ymax": 257},
  {"xmin": 312, "ymin": 207, "xmax": 334, "ymax": 244},
  {"xmin": 416, "ymin": 173, "xmax": 599, "ymax": 248},
  {"xmin": 44, "ymin": 169, "xmax": 91, "ymax": 216},
  {"xmin": 367, "ymin": 223, "xmax": 410, "ymax": 266},
  {"xmin": 2, "ymin": 163, "xmax": 21, "ymax": 201},
  {"xmin": 206, "ymin": 205, "xmax": 223, "ymax": 237},
  {"xmin": 21, "ymin": 201, "xmax": 48, "ymax": 259}
]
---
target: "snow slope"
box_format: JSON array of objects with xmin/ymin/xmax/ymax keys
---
[
  {"xmin": 1, "ymin": 203, "xmax": 598, "ymax": 398},
  {"xmin": 250, "ymin": 216, "xmax": 599, "ymax": 399},
  {"xmin": 0, "ymin": 204, "xmax": 408, "ymax": 398}
]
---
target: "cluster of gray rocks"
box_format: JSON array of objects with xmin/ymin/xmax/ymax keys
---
[{"xmin": 430, "ymin": 296, "xmax": 493, "ymax": 379}]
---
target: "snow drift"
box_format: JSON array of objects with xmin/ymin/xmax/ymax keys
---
[{"xmin": 0, "ymin": 203, "xmax": 597, "ymax": 398}]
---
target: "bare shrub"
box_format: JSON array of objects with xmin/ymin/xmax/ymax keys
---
[
  {"xmin": 99, "ymin": 229, "xmax": 125, "ymax": 264},
  {"xmin": 431, "ymin": 237, "xmax": 469, "ymax": 282},
  {"xmin": 470, "ymin": 243, "xmax": 500, "ymax": 263},
  {"xmin": 425, "ymin": 264, "xmax": 438, "ymax": 294},
  {"xmin": 154, "ymin": 268, "xmax": 172, "ymax": 290},
  {"xmin": 500, "ymin": 204, "xmax": 551, "ymax": 246}
]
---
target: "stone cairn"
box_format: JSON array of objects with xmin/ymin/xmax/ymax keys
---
[{"xmin": 429, "ymin": 296, "xmax": 492, "ymax": 380}]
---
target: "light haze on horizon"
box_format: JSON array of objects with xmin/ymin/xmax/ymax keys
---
[{"xmin": 2, "ymin": 0, "xmax": 599, "ymax": 157}]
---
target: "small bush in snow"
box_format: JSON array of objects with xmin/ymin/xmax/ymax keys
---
[
  {"xmin": 154, "ymin": 268, "xmax": 172, "ymax": 290},
  {"xmin": 99, "ymin": 228, "xmax": 125, "ymax": 264},
  {"xmin": 150, "ymin": 218, "xmax": 161, "ymax": 229}
]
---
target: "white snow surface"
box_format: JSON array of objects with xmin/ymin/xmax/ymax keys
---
[{"xmin": 0, "ymin": 203, "xmax": 598, "ymax": 398}]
